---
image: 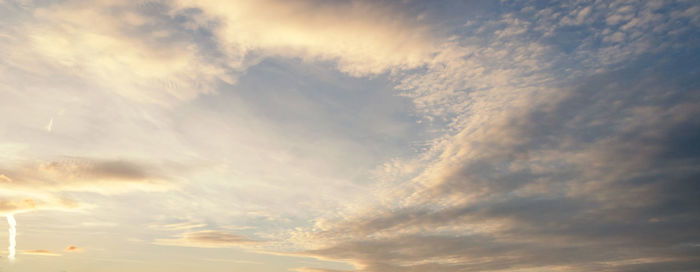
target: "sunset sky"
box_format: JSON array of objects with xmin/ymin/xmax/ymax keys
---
[{"xmin": 1, "ymin": 0, "xmax": 699, "ymax": 271}]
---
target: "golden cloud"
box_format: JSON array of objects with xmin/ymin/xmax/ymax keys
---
[
  {"xmin": 0, "ymin": 199, "xmax": 37, "ymax": 215},
  {"xmin": 178, "ymin": 0, "xmax": 437, "ymax": 76},
  {"xmin": 20, "ymin": 249, "xmax": 61, "ymax": 256}
]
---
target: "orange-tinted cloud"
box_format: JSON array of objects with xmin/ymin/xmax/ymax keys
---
[
  {"xmin": 20, "ymin": 249, "xmax": 61, "ymax": 256},
  {"xmin": 64, "ymin": 245, "xmax": 84, "ymax": 253},
  {"xmin": 0, "ymin": 199, "xmax": 38, "ymax": 215}
]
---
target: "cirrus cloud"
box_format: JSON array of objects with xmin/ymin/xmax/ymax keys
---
[{"xmin": 154, "ymin": 230, "xmax": 259, "ymax": 248}]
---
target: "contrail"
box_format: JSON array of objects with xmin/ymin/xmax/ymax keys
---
[
  {"xmin": 45, "ymin": 117, "xmax": 53, "ymax": 132},
  {"xmin": 7, "ymin": 214, "xmax": 16, "ymax": 261}
]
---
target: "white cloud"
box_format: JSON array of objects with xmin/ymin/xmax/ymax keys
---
[{"xmin": 175, "ymin": 0, "xmax": 437, "ymax": 77}]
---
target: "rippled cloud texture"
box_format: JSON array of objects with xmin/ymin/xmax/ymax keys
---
[{"xmin": 1, "ymin": 0, "xmax": 699, "ymax": 271}]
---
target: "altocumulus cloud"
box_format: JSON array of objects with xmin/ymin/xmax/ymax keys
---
[
  {"xmin": 0, "ymin": 0, "xmax": 698, "ymax": 271},
  {"xmin": 298, "ymin": 66, "xmax": 700, "ymax": 271},
  {"xmin": 286, "ymin": 1, "xmax": 700, "ymax": 272}
]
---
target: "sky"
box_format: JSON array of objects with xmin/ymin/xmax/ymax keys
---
[{"xmin": 0, "ymin": 0, "xmax": 699, "ymax": 271}]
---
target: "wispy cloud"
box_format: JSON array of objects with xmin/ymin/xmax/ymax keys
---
[
  {"xmin": 0, "ymin": 157, "xmax": 175, "ymax": 215},
  {"xmin": 0, "ymin": 199, "xmax": 36, "ymax": 215},
  {"xmin": 20, "ymin": 249, "xmax": 61, "ymax": 256},
  {"xmin": 154, "ymin": 230, "xmax": 259, "ymax": 248},
  {"xmin": 148, "ymin": 221, "xmax": 208, "ymax": 231},
  {"xmin": 0, "ymin": 158, "xmax": 172, "ymax": 192}
]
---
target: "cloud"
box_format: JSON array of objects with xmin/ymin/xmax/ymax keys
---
[
  {"xmin": 0, "ymin": 0, "xmax": 232, "ymax": 105},
  {"xmin": 296, "ymin": 61, "xmax": 700, "ymax": 271},
  {"xmin": 0, "ymin": 199, "xmax": 35, "ymax": 212},
  {"xmin": 154, "ymin": 230, "xmax": 259, "ymax": 248},
  {"xmin": 0, "ymin": 0, "xmax": 698, "ymax": 271},
  {"xmin": 0, "ymin": 197, "xmax": 82, "ymax": 217},
  {"xmin": 0, "ymin": 157, "xmax": 174, "ymax": 215},
  {"xmin": 292, "ymin": 268, "xmax": 354, "ymax": 272},
  {"xmin": 20, "ymin": 249, "xmax": 61, "ymax": 256},
  {"xmin": 0, "ymin": 158, "xmax": 171, "ymax": 192},
  {"xmin": 64, "ymin": 245, "xmax": 84, "ymax": 253},
  {"xmin": 148, "ymin": 221, "xmax": 208, "ymax": 231},
  {"xmin": 175, "ymin": 0, "xmax": 437, "ymax": 77},
  {"xmin": 1, "ymin": 0, "xmax": 437, "ymax": 107},
  {"xmin": 285, "ymin": 1, "xmax": 700, "ymax": 271}
]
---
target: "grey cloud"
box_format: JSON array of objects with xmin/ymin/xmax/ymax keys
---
[
  {"xmin": 0, "ymin": 157, "xmax": 174, "ymax": 214},
  {"xmin": 34, "ymin": 159, "xmax": 152, "ymax": 182},
  {"xmin": 75, "ymin": 160, "xmax": 150, "ymax": 180},
  {"xmin": 0, "ymin": 158, "xmax": 167, "ymax": 187},
  {"xmin": 308, "ymin": 233, "xmax": 700, "ymax": 272}
]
